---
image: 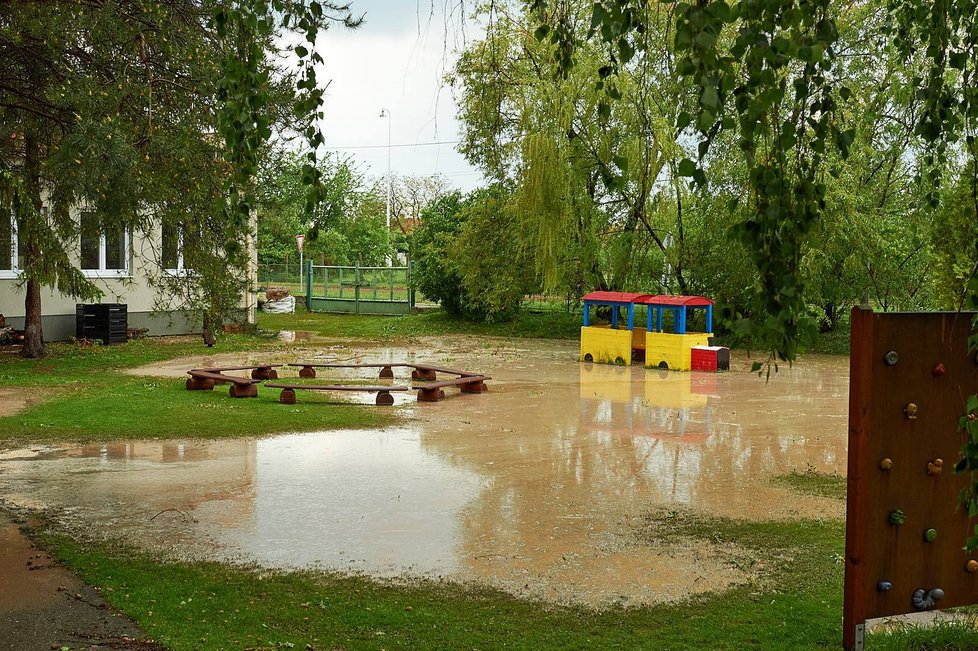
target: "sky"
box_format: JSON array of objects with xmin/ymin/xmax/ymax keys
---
[{"xmin": 313, "ymin": 0, "xmax": 486, "ymax": 192}]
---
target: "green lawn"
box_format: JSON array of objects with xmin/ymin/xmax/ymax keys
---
[
  {"xmin": 36, "ymin": 515, "xmax": 849, "ymax": 651},
  {"xmin": 35, "ymin": 509, "xmax": 973, "ymax": 650},
  {"xmin": 258, "ymin": 304, "xmax": 583, "ymax": 340},
  {"xmin": 0, "ymin": 334, "xmax": 391, "ymax": 444}
]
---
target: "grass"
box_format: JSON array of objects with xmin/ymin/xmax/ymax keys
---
[
  {"xmin": 0, "ymin": 334, "xmax": 392, "ymax": 444},
  {"xmin": 258, "ymin": 304, "xmax": 583, "ymax": 341},
  {"xmin": 33, "ymin": 510, "xmax": 849, "ymax": 651},
  {"xmin": 771, "ymin": 466, "xmax": 848, "ymax": 501}
]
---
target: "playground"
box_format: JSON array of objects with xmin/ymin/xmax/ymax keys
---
[{"xmin": 0, "ymin": 334, "xmax": 849, "ymax": 611}]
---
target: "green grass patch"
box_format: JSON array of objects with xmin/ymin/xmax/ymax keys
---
[
  {"xmin": 0, "ymin": 335, "xmax": 392, "ymax": 444},
  {"xmin": 0, "ymin": 375, "xmax": 391, "ymax": 442},
  {"xmin": 33, "ymin": 510, "xmax": 849, "ymax": 650},
  {"xmin": 868, "ymin": 619, "xmax": 978, "ymax": 650},
  {"xmin": 258, "ymin": 305, "xmax": 582, "ymax": 341},
  {"xmin": 771, "ymin": 466, "xmax": 847, "ymax": 501}
]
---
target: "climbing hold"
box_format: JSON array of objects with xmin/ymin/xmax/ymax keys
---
[
  {"xmin": 889, "ymin": 510, "xmax": 906, "ymax": 526},
  {"xmin": 877, "ymin": 581, "xmax": 893, "ymax": 591},
  {"xmin": 884, "ymin": 350, "xmax": 899, "ymax": 366},
  {"xmin": 905, "ymin": 403, "xmax": 918, "ymax": 420},
  {"xmin": 912, "ymin": 588, "xmax": 945, "ymax": 610},
  {"xmin": 880, "ymin": 458, "xmax": 893, "ymax": 471},
  {"xmin": 927, "ymin": 459, "xmax": 944, "ymax": 476},
  {"xmin": 924, "ymin": 528, "xmax": 938, "ymax": 543},
  {"xmin": 932, "ymin": 363, "xmax": 946, "ymax": 377},
  {"xmin": 967, "ymin": 560, "xmax": 978, "ymax": 573}
]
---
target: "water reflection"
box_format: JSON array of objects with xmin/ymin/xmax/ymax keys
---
[{"xmin": 0, "ymin": 342, "xmax": 850, "ymax": 606}]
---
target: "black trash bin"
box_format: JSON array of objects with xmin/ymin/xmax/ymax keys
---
[{"xmin": 75, "ymin": 303, "xmax": 128, "ymax": 344}]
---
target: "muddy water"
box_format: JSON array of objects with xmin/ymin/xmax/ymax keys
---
[{"xmin": 1, "ymin": 338, "xmax": 849, "ymax": 607}]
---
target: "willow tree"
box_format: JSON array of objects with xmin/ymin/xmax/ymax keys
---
[{"xmin": 450, "ymin": 1, "xmax": 694, "ymax": 299}]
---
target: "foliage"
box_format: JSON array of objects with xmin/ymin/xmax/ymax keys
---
[
  {"xmin": 257, "ymin": 151, "xmax": 391, "ymax": 267},
  {"xmin": 454, "ymin": 186, "xmax": 535, "ymax": 321},
  {"xmin": 411, "ymin": 191, "xmax": 468, "ymax": 315}
]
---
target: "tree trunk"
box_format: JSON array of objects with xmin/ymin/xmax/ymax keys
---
[
  {"xmin": 21, "ymin": 277, "xmax": 45, "ymax": 358},
  {"xmin": 20, "ymin": 130, "xmax": 45, "ymax": 358}
]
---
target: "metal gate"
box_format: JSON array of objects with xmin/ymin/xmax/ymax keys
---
[{"xmin": 305, "ymin": 261, "xmax": 415, "ymax": 315}]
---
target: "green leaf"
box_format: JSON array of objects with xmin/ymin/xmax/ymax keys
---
[
  {"xmin": 294, "ymin": 45, "xmax": 309, "ymax": 58},
  {"xmin": 677, "ymin": 158, "xmax": 697, "ymax": 177}
]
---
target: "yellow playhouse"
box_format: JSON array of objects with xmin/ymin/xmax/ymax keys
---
[{"xmin": 579, "ymin": 292, "xmax": 717, "ymax": 371}]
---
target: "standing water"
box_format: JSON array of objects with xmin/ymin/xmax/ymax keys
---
[{"xmin": 0, "ymin": 338, "xmax": 848, "ymax": 607}]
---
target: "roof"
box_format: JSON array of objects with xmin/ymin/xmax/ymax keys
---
[
  {"xmin": 636, "ymin": 295, "xmax": 714, "ymax": 307},
  {"xmin": 581, "ymin": 291, "xmax": 653, "ymax": 304}
]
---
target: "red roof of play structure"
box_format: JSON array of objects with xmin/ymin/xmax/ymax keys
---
[
  {"xmin": 637, "ymin": 295, "xmax": 714, "ymax": 307},
  {"xmin": 581, "ymin": 292, "xmax": 713, "ymax": 307},
  {"xmin": 581, "ymin": 291, "xmax": 652, "ymax": 303}
]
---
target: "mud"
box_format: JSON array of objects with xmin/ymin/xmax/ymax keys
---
[
  {"xmin": 2, "ymin": 337, "xmax": 849, "ymax": 608},
  {"xmin": 0, "ymin": 388, "xmax": 48, "ymax": 418},
  {"xmin": 0, "ymin": 513, "xmax": 160, "ymax": 650}
]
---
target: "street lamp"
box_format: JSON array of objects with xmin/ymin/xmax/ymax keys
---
[{"xmin": 379, "ymin": 108, "xmax": 392, "ymax": 266}]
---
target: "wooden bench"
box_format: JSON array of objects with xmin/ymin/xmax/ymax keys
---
[
  {"xmin": 265, "ymin": 383, "xmax": 409, "ymax": 406},
  {"xmin": 414, "ymin": 375, "xmax": 490, "ymax": 402},
  {"xmin": 190, "ymin": 364, "xmax": 282, "ymax": 380},
  {"xmin": 287, "ymin": 362, "xmax": 409, "ymax": 379},
  {"xmin": 410, "ymin": 363, "xmax": 483, "ymax": 381},
  {"xmin": 186, "ymin": 370, "xmax": 262, "ymax": 398}
]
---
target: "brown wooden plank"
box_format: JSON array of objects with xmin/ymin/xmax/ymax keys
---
[
  {"xmin": 264, "ymin": 383, "xmax": 409, "ymax": 392},
  {"xmin": 412, "ymin": 376, "xmax": 490, "ymax": 390},
  {"xmin": 187, "ymin": 371, "xmax": 260, "ymax": 386}
]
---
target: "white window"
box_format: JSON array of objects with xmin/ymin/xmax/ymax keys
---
[
  {"xmin": 161, "ymin": 223, "xmax": 196, "ymax": 275},
  {"xmin": 80, "ymin": 211, "xmax": 129, "ymax": 277},
  {"xmin": 162, "ymin": 223, "xmax": 185, "ymax": 273},
  {"xmin": 0, "ymin": 209, "xmax": 18, "ymax": 278}
]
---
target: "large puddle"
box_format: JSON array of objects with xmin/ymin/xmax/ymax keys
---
[{"xmin": 0, "ymin": 337, "xmax": 849, "ymax": 607}]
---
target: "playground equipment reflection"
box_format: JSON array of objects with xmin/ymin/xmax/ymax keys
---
[{"xmin": 579, "ymin": 362, "xmax": 715, "ymax": 444}]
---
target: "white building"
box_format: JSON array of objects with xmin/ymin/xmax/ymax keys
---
[{"xmin": 0, "ymin": 210, "xmax": 257, "ymax": 341}]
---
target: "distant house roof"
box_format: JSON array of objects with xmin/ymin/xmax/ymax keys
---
[
  {"xmin": 636, "ymin": 295, "xmax": 714, "ymax": 307},
  {"xmin": 581, "ymin": 291, "xmax": 653, "ymax": 304}
]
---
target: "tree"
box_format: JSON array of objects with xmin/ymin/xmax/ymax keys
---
[
  {"xmin": 0, "ymin": 0, "xmax": 228, "ymax": 356},
  {"xmin": 0, "ymin": 0, "xmax": 358, "ymax": 356}
]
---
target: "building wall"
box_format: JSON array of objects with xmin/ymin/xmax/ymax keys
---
[{"xmin": 0, "ymin": 214, "xmax": 257, "ymax": 342}]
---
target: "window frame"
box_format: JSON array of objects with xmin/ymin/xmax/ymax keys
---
[
  {"xmin": 0, "ymin": 209, "xmax": 18, "ymax": 279},
  {"xmin": 162, "ymin": 224, "xmax": 192, "ymax": 276},
  {"xmin": 80, "ymin": 212, "xmax": 131, "ymax": 279}
]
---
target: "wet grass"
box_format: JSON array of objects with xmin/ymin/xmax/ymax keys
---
[
  {"xmin": 28, "ymin": 510, "xmax": 849, "ymax": 651},
  {"xmin": 0, "ymin": 335, "xmax": 392, "ymax": 444},
  {"xmin": 869, "ymin": 619, "xmax": 978, "ymax": 649},
  {"xmin": 771, "ymin": 466, "xmax": 848, "ymax": 501},
  {"xmin": 258, "ymin": 304, "xmax": 583, "ymax": 341}
]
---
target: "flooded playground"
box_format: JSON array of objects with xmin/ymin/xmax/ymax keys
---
[{"xmin": 0, "ymin": 337, "xmax": 849, "ymax": 608}]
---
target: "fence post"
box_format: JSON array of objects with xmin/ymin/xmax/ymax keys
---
[
  {"xmin": 407, "ymin": 255, "xmax": 415, "ymax": 309},
  {"xmin": 355, "ymin": 257, "xmax": 361, "ymax": 315},
  {"xmin": 305, "ymin": 259, "xmax": 313, "ymax": 312}
]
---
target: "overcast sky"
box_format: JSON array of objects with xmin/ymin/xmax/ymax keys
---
[{"xmin": 313, "ymin": 1, "xmax": 485, "ymax": 192}]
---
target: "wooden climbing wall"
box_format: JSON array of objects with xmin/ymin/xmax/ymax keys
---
[{"xmin": 844, "ymin": 307, "xmax": 978, "ymax": 650}]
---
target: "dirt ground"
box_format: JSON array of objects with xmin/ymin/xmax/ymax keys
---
[{"xmin": 0, "ymin": 512, "xmax": 162, "ymax": 650}]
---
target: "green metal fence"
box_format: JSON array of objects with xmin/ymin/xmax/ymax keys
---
[{"xmin": 305, "ymin": 261, "xmax": 415, "ymax": 315}]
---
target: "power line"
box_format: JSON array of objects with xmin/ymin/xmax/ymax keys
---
[{"xmin": 325, "ymin": 139, "xmax": 460, "ymax": 151}]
